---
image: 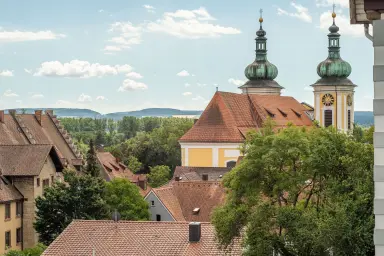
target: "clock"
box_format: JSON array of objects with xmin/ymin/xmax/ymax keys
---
[
  {"xmin": 347, "ymin": 95, "xmax": 353, "ymax": 106},
  {"xmin": 322, "ymin": 94, "xmax": 334, "ymax": 106}
]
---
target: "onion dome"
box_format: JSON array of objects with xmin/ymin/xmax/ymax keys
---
[
  {"xmin": 312, "ymin": 10, "xmax": 356, "ymax": 87},
  {"xmin": 240, "ymin": 9, "xmax": 283, "ymax": 92}
]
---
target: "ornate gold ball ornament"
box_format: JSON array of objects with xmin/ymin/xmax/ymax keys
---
[
  {"xmin": 259, "ymin": 17, "xmax": 263, "ymax": 23},
  {"xmin": 347, "ymin": 95, "xmax": 353, "ymax": 106},
  {"xmin": 322, "ymin": 93, "xmax": 335, "ymax": 106},
  {"xmin": 332, "ymin": 12, "xmax": 336, "ymax": 18}
]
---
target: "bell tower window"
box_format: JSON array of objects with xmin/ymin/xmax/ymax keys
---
[
  {"xmin": 348, "ymin": 110, "xmax": 351, "ymax": 130},
  {"xmin": 324, "ymin": 110, "xmax": 333, "ymax": 127}
]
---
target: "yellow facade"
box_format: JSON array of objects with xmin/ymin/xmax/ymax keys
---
[
  {"xmin": 188, "ymin": 148, "xmax": 213, "ymax": 167},
  {"xmin": 0, "ymin": 201, "xmax": 23, "ymax": 255}
]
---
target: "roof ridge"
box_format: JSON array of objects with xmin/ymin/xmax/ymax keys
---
[
  {"xmin": 0, "ymin": 144, "xmax": 53, "ymax": 147},
  {"xmin": 72, "ymin": 219, "xmax": 212, "ymax": 224}
]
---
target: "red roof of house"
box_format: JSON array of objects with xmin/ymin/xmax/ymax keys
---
[
  {"xmin": 179, "ymin": 92, "xmax": 313, "ymax": 143},
  {"xmin": 42, "ymin": 220, "xmax": 242, "ymax": 256},
  {"xmin": 151, "ymin": 181, "xmax": 225, "ymax": 222},
  {"xmin": 97, "ymin": 152, "xmax": 150, "ymax": 196}
]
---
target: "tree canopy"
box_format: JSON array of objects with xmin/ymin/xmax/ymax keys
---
[
  {"xmin": 104, "ymin": 178, "xmax": 150, "ymax": 220},
  {"xmin": 212, "ymin": 124, "xmax": 374, "ymax": 256},
  {"xmin": 147, "ymin": 165, "xmax": 171, "ymax": 188},
  {"xmin": 3, "ymin": 244, "xmax": 46, "ymax": 256},
  {"xmin": 84, "ymin": 139, "xmax": 101, "ymax": 177}
]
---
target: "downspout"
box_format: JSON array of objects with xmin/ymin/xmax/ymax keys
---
[{"xmin": 365, "ymin": 24, "xmax": 373, "ymax": 42}]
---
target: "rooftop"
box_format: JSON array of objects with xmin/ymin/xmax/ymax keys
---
[
  {"xmin": 173, "ymin": 166, "xmax": 232, "ymax": 182},
  {"xmin": 0, "ymin": 176, "xmax": 23, "ymax": 203},
  {"xmin": 42, "ymin": 220, "xmax": 242, "ymax": 256}
]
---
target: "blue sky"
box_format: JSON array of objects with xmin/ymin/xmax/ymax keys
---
[{"xmin": 0, "ymin": 0, "xmax": 374, "ymax": 114}]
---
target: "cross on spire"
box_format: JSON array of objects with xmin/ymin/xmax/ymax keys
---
[{"xmin": 260, "ymin": 9, "xmax": 263, "ymax": 18}]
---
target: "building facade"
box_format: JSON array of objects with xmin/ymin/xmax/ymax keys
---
[{"xmin": 179, "ymin": 11, "xmax": 356, "ymax": 168}]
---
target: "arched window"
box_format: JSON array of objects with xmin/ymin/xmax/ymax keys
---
[{"xmin": 226, "ymin": 161, "xmax": 237, "ymax": 168}]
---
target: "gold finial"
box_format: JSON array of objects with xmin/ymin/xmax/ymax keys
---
[
  {"xmin": 332, "ymin": 3, "xmax": 336, "ymax": 18},
  {"xmin": 259, "ymin": 9, "xmax": 263, "ymax": 23}
]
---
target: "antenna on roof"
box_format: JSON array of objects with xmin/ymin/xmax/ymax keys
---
[{"xmin": 216, "ymin": 86, "xmax": 218, "ymax": 92}]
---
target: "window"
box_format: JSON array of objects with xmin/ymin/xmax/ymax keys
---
[
  {"xmin": 16, "ymin": 228, "xmax": 22, "ymax": 244},
  {"xmin": 324, "ymin": 110, "xmax": 333, "ymax": 127},
  {"xmin": 51, "ymin": 175, "xmax": 55, "ymax": 184},
  {"xmin": 16, "ymin": 202, "xmax": 22, "ymax": 217},
  {"xmin": 156, "ymin": 214, "xmax": 161, "ymax": 221},
  {"xmin": 5, "ymin": 203, "xmax": 10, "ymax": 219},
  {"xmin": 5, "ymin": 231, "xmax": 10, "ymax": 248},
  {"xmin": 43, "ymin": 179, "xmax": 50, "ymax": 188},
  {"xmin": 36, "ymin": 178, "xmax": 40, "ymax": 187},
  {"xmin": 348, "ymin": 110, "xmax": 351, "ymax": 130},
  {"xmin": 151, "ymin": 201, "xmax": 155, "ymax": 207},
  {"xmin": 226, "ymin": 161, "xmax": 237, "ymax": 168}
]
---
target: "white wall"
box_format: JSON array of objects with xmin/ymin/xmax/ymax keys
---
[{"xmin": 145, "ymin": 192, "xmax": 174, "ymax": 221}]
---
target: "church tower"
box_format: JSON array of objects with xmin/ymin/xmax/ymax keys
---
[
  {"xmin": 239, "ymin": 10, "xmax": 284, "ymax": 95},
  {"xmin": 311, "ymin": 8, "xmax": 357, "ymax": 132}
]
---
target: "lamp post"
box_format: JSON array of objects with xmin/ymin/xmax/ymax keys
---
[{"xmin": 349, "ymin": 0, "xmax": 384, "ymax": 254}]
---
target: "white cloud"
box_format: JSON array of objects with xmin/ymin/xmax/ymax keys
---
[
  {"xmin": 78, "ymin": 93, "xmax": 92, "ymax": 102},
  {"xmin": 104, "ymin": 45, "xmax": 122, "ymax": 52},
  {"xmin": 319, "ymin": 11, "xmax": 366, "ymax": 37},
  {"xmin": 177, "ymin": 70, "xmax": 190, "ymax": 77},
  {"xmin": 143, "ymin": 5, "xmax": 155, "ymax": 13},
  {"xmin": 105, "ymin": 22, "xmax": 143, "ymax": 51},
  {"xmin": 126, "ymin": 72, "xmax": 143, "ymax": 79},
  {"xmin": 316, "ymin": 0, "xmax": 349, "ymax": 8},
  {"xmin": 183, "ymin": 92, "xmax": 192, "ymax": 96},
  {"xmin": 304, "ymin": 86, "xmax": 313, "ymax": 91},
  {"xmin": 33, "ymin": 60, "xmax": 133, "ymax": 78},
  {"xmin": 277, "ymin": 3, "xmax": 312, "ymax": 23},
  {"xmin": 185, "ymin": 83, "xmax": 191, "ymax": 87},
  {"xmin": 96, "ymin": 96, "xmax": 107, "ymax": 101},
  {"xmin": 4, "ymin": 89, "xmax": 19, "ymax": 97},
  {"xmin": 118, "ymin": 79, "xmax": 148, "ymax": 91},
  {"xmin": 0, "ymin": 29, "xmax": 65, "ymax": 42},
  {"xmin": 99, "ymin": 9, "xmax": 104, "ymax": 13},
  {"xmin": 24, "ymin": 68, "xmax": 32, "ymax": 74},
  {"xmin": 197, "ymin": 83, "xmax": 207, "ymax": 87},
  {"xmin": 31, "ymin": 94, "xmax": 44, "ymax": 99},
  {"xmin": 228, "ymin": 78, "xmax": 245, "ymax": 86},
  {"xmin": 147, "ymin": 7, "xmax": 240, "ymax": 39},
  {"xmin": 192, "ymin": 95, "xmax": 205, "ymax": 101},
  {"xmin": 0, "ymin": 70, "xmax": 14, "ymax": 77}
]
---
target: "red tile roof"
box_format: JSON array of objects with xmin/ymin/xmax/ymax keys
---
[
  {"xmin": 97, "ymin": 152, "xmax": 151, "ymax": 196},
  {"xmin": 0, "ymin": 176, "xmax": 23, "ymax": 203},
  {"xmin": 179, "ymin": 92, "xmax": 313, "ymax": 143},
  {"xmin": 42, "ymin": 220, "xmax": 241, "ymax": 256},
  {"xmin": 173, "ymin": 166, "xmax": 232, "ymax": 182},
  {"xmin": 0, "ymin": 145, "xmax": 63, "ymax": 176},
  {"xmin": 0, "ymin": 111, "xmax": 82, "ymax": 167},
  {"xmin": 151, "ymin": 181, "xmax": 225, "ymax": 222}
]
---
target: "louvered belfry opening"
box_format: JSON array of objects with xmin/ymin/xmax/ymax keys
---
[{"xmin": 324, "ymin": 110, "xmax": 333, "ymax": 127}]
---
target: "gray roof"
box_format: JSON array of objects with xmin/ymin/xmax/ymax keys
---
[{"xmin": 173, "ymin": 166, "xmax": 232, "ymax": 182}]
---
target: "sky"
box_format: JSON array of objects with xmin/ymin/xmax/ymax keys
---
[{"xmin": 0, "ymin": 0, "xmax": 374, "ymax": 114}]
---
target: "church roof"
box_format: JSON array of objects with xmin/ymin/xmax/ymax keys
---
[{"xmin": 179, "ymin": 91, "xmax": 313, "ymax": 143}]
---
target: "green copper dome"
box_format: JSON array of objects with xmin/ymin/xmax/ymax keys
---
[
  {"xmin": 316, "ymin": 13, "xmax": 352, "ymax": 79},
  {"xmin": 244, "ymin": 16, "xmax": 278, "ymax": 81}
]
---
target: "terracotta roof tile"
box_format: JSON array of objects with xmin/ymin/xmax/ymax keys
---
[
  {"xmin": 0, "ymin": 176, "xmax": 23, "ymax": 203},
  {"xmin": 152, "ymin": 181, "xmax": 225, "ymax": 222},
  {"xmin": 0, "ymin": 145, "xmax": 57, "ymax": 176},
  {"xmin": 97, "ymin": 152, "xmax": 150, "ymax": 196},
  {"xmin": 180, "ymin": 92, "xmax": 312, "ymax": 143},
  {"xmin": 0, "ymin": 112, "xmax": 82, "ymax": 167},
  {"xmin": 173, "ymin": 166, "xmax": 232, "ymax": 182},
  {"xmin": 42, "ymin": 220, "xmax": 241, "ymax": 256}
]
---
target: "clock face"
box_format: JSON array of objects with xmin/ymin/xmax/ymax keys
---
[
  {"xmin": 322, "ymin": 94, "xmax": 334, "ymax": 106},
  {"xmin": 347, "ymin": 95, "xmax": 353, "ymax": 106}
]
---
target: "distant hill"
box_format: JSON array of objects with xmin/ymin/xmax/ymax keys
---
[{"xmin": 5, "ymin": 108, "xmax": 373, "ymax": 125}]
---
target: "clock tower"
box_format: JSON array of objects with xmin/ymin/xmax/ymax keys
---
[{"xmin": 311, "ymin": 8, "xmax": 357, "ymax": 132}]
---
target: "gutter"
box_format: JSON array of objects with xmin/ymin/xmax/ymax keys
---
[{"xmin": 365, "ymin": 24, "xmax": 373, "ymax": 42}]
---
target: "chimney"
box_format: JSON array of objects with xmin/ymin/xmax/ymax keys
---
[
  {"xmin": 189, "ymin": 222, "xmax": 201, "ymax": 242},
  {"xmin": 0, "ymin": 110, "xmax": 4, "ymax": 123},
  {"xmin": 35, "ymin": 110, "xmax": 43, "ymax": 126},
  {"xmin": 8, "ymin": 109, "xmax": 16, "ymax": 116},
  {"xmin": 175, "ymin": 176, "xmax": 180, "ymax": 181},
  {"xmin": 45, "ymin": 109, "xmax": 53, "ymax": 116},
  {"xmin": 202, "ymin": 174, "xmax": 208, "ymax": 181}
]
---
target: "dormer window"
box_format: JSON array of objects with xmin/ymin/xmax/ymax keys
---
[{"xmin": 193, "ymin": 208, "xmax": 200, "ymax": 215}]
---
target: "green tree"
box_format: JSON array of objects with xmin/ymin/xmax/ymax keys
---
[
  {"xmin": 34, "ymin": 169, "xmax": 108, "ymax": 245},
  {"xmin": 126, "ymin": 155, "xmax": 142, "ymax": 173},
  {"xmin": 3, "ymin": 244, "xmax": 47, "ymax": 256},
  {"xmin": 104, "ymin": 178, "xmax": 150, "ymax": 220},
  {"xmin": 85, "ymin": 139, "xmax": 100, "ymax": 177},
  {"xmin": 147, "ymin": 165, "xmax": 171, "ymax": 188},
  {"xmin": 118, "ymin": 116, "xmax": 140, "ymax": 139},
  {"xmin": 212, "ymin": 125, "xmax": 374, "ymax": 256}
]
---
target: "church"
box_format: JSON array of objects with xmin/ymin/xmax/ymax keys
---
[{"xmin": 178, "ymin": 10, "xmax": 356, "ymax": 168}]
